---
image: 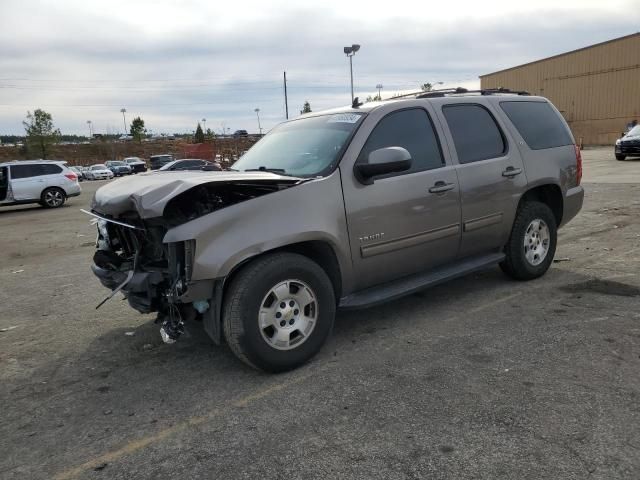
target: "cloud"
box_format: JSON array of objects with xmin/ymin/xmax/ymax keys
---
[{"xmin": 0, "ymin": 0, "xmax": 638, "ymax": 134}]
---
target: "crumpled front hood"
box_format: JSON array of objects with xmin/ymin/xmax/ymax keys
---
[{"xmin": 91, "ymin": 170, "xmax": 300, "ymax": 219}]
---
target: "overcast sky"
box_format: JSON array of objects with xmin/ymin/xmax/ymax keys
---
[{"xmin": 0, "ymin": 0, "xmax": 638, "ymax": 136}]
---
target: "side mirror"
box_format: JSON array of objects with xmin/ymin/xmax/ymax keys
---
[{"xmin": 354, "ymin": 146, "xmax": 412, "ymax": 184}]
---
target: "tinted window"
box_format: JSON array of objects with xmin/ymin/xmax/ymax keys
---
[
  {"xmin": 40, "ymin": 164, "xmax": 62, "ymax": 175},
  {"xmin": 10, "ymin": 164, "xmax": 41, "ymax": 179},
  {"xmin": 500, "ymin": 101, "xmax": 573, "ymax": 150},
  {"xmin": 177, "ymin": 160, "xmax": 203, "ymax": 169},
  {"xmin": 443, "ymin": 104, "xmax": 506, "ymax": 164},
  {"xmin": 357, "ymin": 108, "xmax": 443, "ymax": 174}
]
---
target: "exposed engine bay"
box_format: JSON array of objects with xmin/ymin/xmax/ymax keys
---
[{"xmin": 87, "ymin": 175, "xmax": 301, "ymax": 344}]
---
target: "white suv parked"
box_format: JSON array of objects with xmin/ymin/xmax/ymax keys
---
[{"xmin": 0, "ymin": 160, "xmax": 81, "ymax": 208}]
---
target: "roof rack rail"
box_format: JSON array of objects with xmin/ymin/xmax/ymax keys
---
[
  {"xmin": 417, "ymin": 87, "xmax": 530, "ymax": 98},
  {"xmin": 385, "ymin": 86, "xmax": 530, "ymax": 101}
]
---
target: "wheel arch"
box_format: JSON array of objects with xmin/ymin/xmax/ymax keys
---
[
  {"xmin": 222, "ymin": 240, "xmax": 343, "ymax": 301},
  {"xmin": 518, "ymin": 183, "xmax": 563, "ymax": 226}
]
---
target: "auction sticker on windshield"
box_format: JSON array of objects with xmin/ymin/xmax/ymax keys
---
[{"xmin": 327, "ymin": 113, "xmax": 362, "ymax": 123}]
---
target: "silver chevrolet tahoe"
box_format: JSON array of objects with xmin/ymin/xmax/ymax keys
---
[{"xmin": 87, "ymin": 88, "xmax": 584, "ymax": 372}]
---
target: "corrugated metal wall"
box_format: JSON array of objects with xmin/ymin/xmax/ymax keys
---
[{"xmin": 480, "ymin": 33, "xmax": 640, "ymax": 145}]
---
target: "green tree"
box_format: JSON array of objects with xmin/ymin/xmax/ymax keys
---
[
  {"xmin": 129, "ymin": 117, "xmax": 146, "ymax": 142},
  {"xmin": 365, "ymin": 94, "xmax": 381, "ymax": 103},
  {"xmin": 194, "ymin": 122, "xmax": 205, "ymax": 143},
  {"xmin": 421, "ymin": 83, "xmax": 433, "ymax": 92},
  {"xmin": 205, "ymin": 128, "xmax": 215, "ymax": 141},
  {"xmin": 300, "ymin": 101, "xmax": 312, "ymax": 114},
  {"xmin": 22, "ymin": 109, "xmax": 61, "ymax": 159}
]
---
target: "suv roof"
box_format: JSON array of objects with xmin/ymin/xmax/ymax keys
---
[
  {"xmin": 0, "ymin": 159, "xmax": 67, "ymax": 167},
  {"xmin": 298, "ymin": 87, "xmax": 536, "ymax": 119}
]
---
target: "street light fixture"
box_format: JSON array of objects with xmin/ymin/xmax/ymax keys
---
[
  {"xmin": 343, "ymin": 44, "xmax": 361, "ymax": 103},
  {"xmin": 376, "ymin": 83, "xmax": 383, "ymax": 100},
  {"xmin": 254, "ymin": 108, "xmax": 262, "ymax": 135},
  {"xmin": 120, "ymin": 108, "xmax": 127, "ymax": 134},
  {"xmin": 202, "ymin": 118, "xmax": 207, "ymax": 132},
  {"xmin": 86, "ymin": 120, "xmax": 92, "ymax": 139}
]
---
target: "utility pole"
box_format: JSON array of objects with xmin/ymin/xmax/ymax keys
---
[
  {"xmin": 343, "ymin": 44, "xmax": 360, "ymax": 104},
  {"xmin": 376, "ymin": 83, "xmax": 383, "ymax": 99},
  {"xmin": 254, "ymin": 108, "xmax": 262, "ymax": 135},
  {"xmin": 120, "ymin": 108, "xmax": 127, "ymax": 134},
  {"xmin": 87, "ymin": 120, "xmax": 92, "ymax": 138},
  {"xmin": 283, "ymin": 71, "xmax": 289, "ymax": 120}
]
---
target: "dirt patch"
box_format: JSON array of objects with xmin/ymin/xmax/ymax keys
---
[{"xmin": 560, "ymin": 278, "xmax": 640, "ymax": 297}]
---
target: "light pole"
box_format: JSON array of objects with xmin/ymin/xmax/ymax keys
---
[
  {"xmin": 343, "ymin": 44, "xmax": 360, "ymax": 103},
  {"xmin": 120, "ymin": 108, "xmax": 127, "ymax": 134},
  {"xmin": 376, "ymin": 83, "xmax": 383, "ymax": 100},
  {"xmin": 254, "ymin": 108, "xmax": 262, "ymax": 135},
  {"xmin": 202, "ymin": 118, "xmax": 207, "ymax": 132},
  {"xmin": 86, "ymin": 120, "xmax": 92, "ymax": 138}
]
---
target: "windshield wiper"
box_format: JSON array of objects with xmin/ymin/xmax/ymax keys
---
[{"xmin": 245, "ymin": 166, "xmax": 287, "ymax": 174}]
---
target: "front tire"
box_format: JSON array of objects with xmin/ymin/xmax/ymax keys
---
[
  {"xmin": 500, "ymin": 201, "xmax": 557, "ymax": 280},
  {"xmin": 41, "ymin": 187, "xmax": 66, "ymax": 208},
  {"xmin": 615, "ymin": 153, "xmax": 626, "ymax": 161},
  {"xmin": 223, "ymin": 253, "xmax": 336, "ymax": 372}
]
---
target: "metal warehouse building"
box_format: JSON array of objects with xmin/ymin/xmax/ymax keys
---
[{"xmin": 480, "ymin": 33, "xmax": 640, "ymax": 145}]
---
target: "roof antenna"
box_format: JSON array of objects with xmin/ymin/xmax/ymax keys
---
[{"xmin": 352, "ymin": 96, "xmax": 362, "ymax": 108}]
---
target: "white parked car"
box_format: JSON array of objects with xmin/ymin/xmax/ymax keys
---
[
  {"xmin": 85, "ymin": 164, "xmax": 115, "ymax": 181},
  {"xmin": 0, "ymin": 160, "xmax": 81, "ymax": 208}
]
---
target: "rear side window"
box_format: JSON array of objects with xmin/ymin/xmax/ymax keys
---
[
  {"xmin": 10, "ymin": 164, "xmax": 40, "ymax": 179},
  {"xmin": 442, "ymin": 104, "xmax": 506, "ymax": 164},
  {"xmin": 500, "ymin": 101, "xmax": 573, "ymax": 150},
  {"xmin": 357, "ymin": 108, "xmax": 444, "ymax": 174}
]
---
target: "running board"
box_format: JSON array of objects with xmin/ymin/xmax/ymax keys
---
[{"xmin": 339, "ymin": 252, "xmax": 505, "ymax": 310}]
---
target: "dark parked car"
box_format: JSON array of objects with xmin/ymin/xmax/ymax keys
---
[
  {"xmin": 233, "ymin": 129, "xmax": 249, "ymax": 138},
  {"xmin": 123, "ymin": 157, "xmax": 148, "ymax": 173},
  {"xmin": 615, "ymin": 125, "xmax": 640, "ymax": 160},
  {"xmin": 150, "ymin": 154, "xmax": 175, "ymax": 170},
  {"xmin": 158, "ymin": 159, "xmax": 222, "ymax": 171},
  {"xmin": 105, "ymin": 161, "xmax": 132, "ymax": 176}
]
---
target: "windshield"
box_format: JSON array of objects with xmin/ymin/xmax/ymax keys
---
[
  {"xmin": 92, "ymin": 165, "xmax": 106, "ymax": 170},
  {"xmin": 159, "ymin": 160, "xmax": 179, "ymax": 170},
  {"xmin": 232, "ymin": 113, "xmax": 364, "ymax": 176},
  {"xmin": 110, "ymin": 161, "xmax": 125, "ymax": 166},
  {"xmin": 626, "ymin": 125, "xmax": 640, "ymax": 137}
]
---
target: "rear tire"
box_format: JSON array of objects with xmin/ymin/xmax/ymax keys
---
[
  {"xmin": 615, "ymin": 153, "xmax": 626, "ymax": 161},
  {"xmin": 40, "ymin": 187, "xmax": 66, "ymax": 208},
  {"xmin": 500, "ymin": 201, "xmax": 557, "ymax": 280},
  {"xmin": 223, "ymin": 253, "xmax": 335, "ymax": 372}
]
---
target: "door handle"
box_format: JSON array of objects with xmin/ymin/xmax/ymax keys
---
[
  {"xmin": 428, "ymin": 181, "xmax": 455, "ymax": 194},
  {"xmin": 502, "ymin": 166, "xmax": 523, "ymax": 178}
]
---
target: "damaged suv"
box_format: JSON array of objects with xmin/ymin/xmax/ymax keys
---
[{"xmin": 87, "ymin": 89, "xmax": 584, "ymax": 372}]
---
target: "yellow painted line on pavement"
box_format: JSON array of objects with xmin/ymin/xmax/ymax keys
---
[
  {"xmin": 53, "ymin": 371, "xmax": 316, "ymax": 480},
  {"xmin": 466, "ymin": 292, "xmax": 523, "ymax": 314}
]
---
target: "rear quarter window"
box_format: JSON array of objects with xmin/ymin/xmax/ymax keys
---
[
  {"xmin": 500, "ymin": 101, "xmax": 573, "ymax": 150},
  {"xmin": 40, "ymin": 164, "xmax": 62, "ymax": 175}
]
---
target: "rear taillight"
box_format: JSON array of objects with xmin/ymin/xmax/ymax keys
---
[
  {"xmin": 574, "ymin": 145, "xmax": 582, "ymax": 185},
  {"xmin": 65, "ymin": 173, "xmax": 77, "ymax": 181}
]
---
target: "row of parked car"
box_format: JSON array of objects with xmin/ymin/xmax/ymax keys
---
[
  {"xmin": 68, "ymin": 155, "xmax": 223, "ymax": 181},
  {"xmin": 0, "ymin": 154, "xmax": 226, "ymax": 210}
]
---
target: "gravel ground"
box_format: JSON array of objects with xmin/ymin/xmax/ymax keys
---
[{"xmin": 1, "ymin": 148, "xmax": 639, "ymax": 480}]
